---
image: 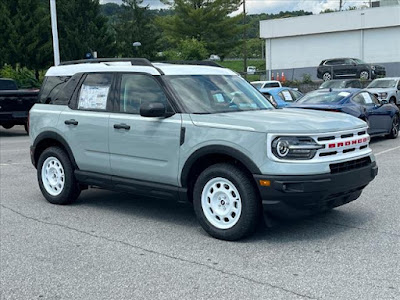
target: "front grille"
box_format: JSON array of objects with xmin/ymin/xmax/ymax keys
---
[{"xmin": 330, "ymin": 157, "xmax": 371, "ymax": 174}]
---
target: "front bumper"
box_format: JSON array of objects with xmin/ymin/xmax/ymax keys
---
[{"xmin": 254, "ymin": 161, "xmax": 378, "ymax": 218}]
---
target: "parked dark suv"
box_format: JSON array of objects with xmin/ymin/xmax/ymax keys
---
[{"xmin": 317, "ymin": 58, "xmax": 386, "ymax": 81}]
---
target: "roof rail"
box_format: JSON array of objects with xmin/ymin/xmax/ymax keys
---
[
  {"xmin": 59, "ymin": 58, "xmax": 153, "ymax": 67},
  {"xmin": 159, "ymin": 60, "xmax": 223, "ymax": 68}
]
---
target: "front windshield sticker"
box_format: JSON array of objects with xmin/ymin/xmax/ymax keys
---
[
  {"xmin": 338, "ymin": 92, "xmax": 351, "ymax": 97},
  {"xmin": 78, "ymin": 85, "xmax": 109, "ymax": 110}
]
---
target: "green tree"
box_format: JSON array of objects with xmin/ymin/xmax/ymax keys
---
[
  {"xmin": 115, "ymin": 0, "xmax": 161, "ymax": 59},
  {"xmin": 56, "ymin": 0, "xmax": 116, "ymax": 61},
  {"xmin": 179, "ymin": 38, "xmax": 208, "ymax": 60},
  {"xmin": 158, "ymin": 0, "xmax": 243, "ymax": 60},
  {"xmin": 0, "ymin": 1, "xmax": 14, "ymax": 66},
  {"xmin": 3, "ymin": 0, "xmax": 53, "ymax": 78}
]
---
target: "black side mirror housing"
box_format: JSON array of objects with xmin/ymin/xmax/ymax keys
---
[
  {"xmin": 381, "ymin": 99, "xmax": 388, "ymax": 105},
  {"xmin": 140, "ymin": 102, "xmax": 167, "ymax": 117}
]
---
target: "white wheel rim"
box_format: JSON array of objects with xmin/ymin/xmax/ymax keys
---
[
  {"xmin": 360, "ymin": 71, "xmax": 369, "ymax": 79},
  {"xmin": 201, "ymin": 177, "xmax": 242, "ymax": 230},
  {"xmin": 41, "ymin": 157, "xmax": 65, "ymax": 196},
  {"xmin": 323, "ymin": 73, "xmax": 331, "ymax": 81}
]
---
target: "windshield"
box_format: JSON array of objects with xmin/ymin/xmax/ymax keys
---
[
  {"xmin": 296, "ymin": 91, "xmax": 351, "ymax": 104},
  {"xmin": 367, "ymin": 79, "xmax": 397, "ymax": 88},
  {"xmin": 165, "ymin": 75, "xmax": 274, "ymax": 114},
  {"xmin": 320, "ymin": 81, "xmax": 346, "ymax": 89}
]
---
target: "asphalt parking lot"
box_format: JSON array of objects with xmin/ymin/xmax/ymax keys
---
[{"xmin": 0, "ymin": 126, "xmax": 399, "ymax": 300}]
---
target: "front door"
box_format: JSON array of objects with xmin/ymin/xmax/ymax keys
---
[
  {"xmin": 108, "ymin": 73, "xmax": 182, "ymax": 186},
  {"xmin": 59, "ymin": 73, "xmax": 113, "ymax": 174}
]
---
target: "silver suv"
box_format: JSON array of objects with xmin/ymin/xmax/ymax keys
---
[{"xmin": 30, "ymin": 59, "xmax": 378, "ymax": 240}]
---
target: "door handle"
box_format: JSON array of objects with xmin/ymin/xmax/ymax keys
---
[
  {"xmin": 64, "ymin": 119, "xmax": 78, "ymax": 125},
  {"xmin": 114, "ymin": 123, "xmax": 130, "ymax": 130}
]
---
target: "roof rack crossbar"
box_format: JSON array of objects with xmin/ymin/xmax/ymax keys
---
[
  {"xmin": 159, "ymin": 60, "xmax": 223, "ymax": 68},
  {"xmin": 59, "ymin": 58, "xmax": 153, "ymax": 67}
]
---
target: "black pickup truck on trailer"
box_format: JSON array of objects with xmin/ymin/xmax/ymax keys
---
[{"xmin": 0, "ymin": 78, "xmax": 39, "ymax": 132}]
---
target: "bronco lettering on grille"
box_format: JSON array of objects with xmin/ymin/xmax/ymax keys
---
[{"xmin": 328, "ymin": 137, "xmax": 368, "ymax": 149}]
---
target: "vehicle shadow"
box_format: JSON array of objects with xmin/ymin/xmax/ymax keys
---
[
  {"xmin": 72, "ymin": 189, "xmax": 373, "ymax": 242},
  {"xmin": 369, "ymin": 136, "xmax": 386, "ymax": 144},
  {"xmin": 0, "ymin": 126, "xmax": 28, "ymax": 137}
]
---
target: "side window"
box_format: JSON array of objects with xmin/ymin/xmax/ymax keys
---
[
  {"xmin": 291, "ymin": 90, "xmax": 303, "ymax": 100},
  {"xmin": 39, "ymin": 76, "xmax": 71, "ymax": 103},
  {"xmin": 352, "ymin": 93, "xmax": 366, "ymax": 105},
  {"xmin": 397, "ymin": 80, "xmax": 400, "ymax": 90},
  {"xmin": 118, "ymin": 74, "xmax": 169, "ymax": 114},
  {"xmin": 78, "ymin": 73, "xmax": 113, "ymax": 111},
  {"xmin": 369, "ymin": 93, "xmax": 380, "ymax": 105},
  {"xmin": 278, "ymin": 90, "xmax": 294, "ymax": 102}
]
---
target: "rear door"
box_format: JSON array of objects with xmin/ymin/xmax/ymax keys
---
[
  {"xmin": 108, "ymin": 73, "xmax": 182, "ymax": 186},
  {"xmin": 59, "ymin": 73, "xmax": 113, "ymax": 174}
]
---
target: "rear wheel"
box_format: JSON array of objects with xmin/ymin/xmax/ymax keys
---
[
  {"xmin": 322, "ymin": 72, "xmax": 332, "ymax": 81},
  {"xmin": 193, "ymin": 163, "xmax": 260, "ymax": 240},
  {"xmin": 2, "ymin": 124, "xmax": 14, "ymax": 129},
  {"xmin": 360, "ymin": 70, "xmax": 369, "ymax": 80},
  {"xmin": 37, "ymin": 147, "xmax": 81, "ymax": 204},
  {"xmin": 387, "ymin": 115, "xmax": 399, "ymax": 139}
]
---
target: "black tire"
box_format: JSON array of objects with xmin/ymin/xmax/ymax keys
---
[
  {"xmin": 24, "ymin": 123, "xmax": 29, "ymax": 134},
  {"xmin": 389, "ymin": 97, "xmax": 396, "ymax": 104},
  {"xmin": 387, "ymin": 114, "xmax": 399, "ymax": 139},
  {"xmin": 322, "ymin": 72, "xmax": 332, "ymax": 81},
  {"xmin": 37, "ymin": 147, "xmax": 81, "ymax": 205},
  {"xmin": 2, "ymin": 124, "xmax": 14, "ymax": 129},
  {"xmin": 193, "ymin": 163, "xmax": 260, "ymax": 241}
]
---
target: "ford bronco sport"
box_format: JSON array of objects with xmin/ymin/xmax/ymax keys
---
[{"xmin": 30, "ymin": 58, "xmax": 378, "ymax": 240}]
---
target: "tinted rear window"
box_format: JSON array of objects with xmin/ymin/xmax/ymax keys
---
[
  {"xmin": 0, "ymin": 79, "xmax": 18, "ymax": 90},
  {"xmin": 38, "ymin": 76, "xmax": 71, "ymax": 103}
]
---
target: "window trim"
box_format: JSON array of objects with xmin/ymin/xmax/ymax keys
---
[{"xmin": 69, "ymin": 72, "xmax": 116, "ymax": 112}]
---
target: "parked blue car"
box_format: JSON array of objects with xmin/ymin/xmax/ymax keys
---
[
  {"xmin": 259, "ymin": 87, "xmax": 303, "ymax": 108},
  {"xmin": 289, "ymin": 89, "xmax": 399, "ymax": 138}
]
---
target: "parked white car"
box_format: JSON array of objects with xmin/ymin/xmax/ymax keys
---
[
  {"xmin": 366, "ymin": 77, "xmax": 400, "ymax": 105},
  {"xmin": 251, "ymin": 80, "xmax": 282, "ymax": 90}
]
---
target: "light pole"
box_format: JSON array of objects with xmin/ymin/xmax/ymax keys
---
[{"xmin": 50, "ymin": 0, "xmax": 60, "ymax": 66}]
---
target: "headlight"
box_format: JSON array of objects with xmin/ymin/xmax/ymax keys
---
[
  {"xmin": 378, "ymin": 92, "xmax": 388, "ymax": 99},
  {"xmin": 271, "ymin": 136, "xmax": 324, "ymax": 160}
]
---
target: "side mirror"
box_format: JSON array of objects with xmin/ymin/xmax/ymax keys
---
[
  {"xmin": 140, "ymin": 102, "xmax": 166, "ymax": 117},
  {"xmin": 381, "ymin": 100, "xmax": 388, "ymax": 105}
]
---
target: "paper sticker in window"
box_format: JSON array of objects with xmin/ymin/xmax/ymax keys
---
[
  {"xmin": 78, "ymin": 85, "xmax": 110, "ymax": 110},
  {"xmin": 281, "ymin": 90, "xmax": 293, "ymax": 101}
]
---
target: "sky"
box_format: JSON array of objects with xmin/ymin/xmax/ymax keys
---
[{"xmin": 99, "ymin": 0, "xmax": 368, "ymax": 14}]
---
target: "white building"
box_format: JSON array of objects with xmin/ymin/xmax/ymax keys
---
[{"xmin": 260, "ymin": 6, "xmax": 400, "ymax": 80}]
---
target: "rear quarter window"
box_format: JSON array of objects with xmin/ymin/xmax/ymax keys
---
[{"xmin": 38, "ymin": 76, "xmax": 71, "ymax": 103}]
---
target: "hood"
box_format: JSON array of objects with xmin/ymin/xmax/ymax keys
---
[
  {"xmin": 365, "ymin": 88, "xmax": 394, "ymax": 93},
  {"xmin": 189, "ymin": 108, "xmax": 366, "ymax": 134}
]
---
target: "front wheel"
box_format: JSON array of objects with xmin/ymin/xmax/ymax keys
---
[
  {"xmin": 193, "ymin": 163, "xmax": 260, "ymax": 240},
  {"xmin": 37, "ymin": 147, "xmax": 81, "ymax": 204},
  {"xmin": 387, "ymin": 115, "xmax": 399, "ymax": 139}
]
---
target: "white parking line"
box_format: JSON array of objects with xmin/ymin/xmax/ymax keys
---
[
  {"xmin": 0, "ymin": 162, "xmax": 29, "ymax": 166},
  {"xmin": 374, "ymin": 145, "xmax": 400, "ymax": 156}
]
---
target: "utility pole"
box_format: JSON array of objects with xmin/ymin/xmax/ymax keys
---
[
  {"xmin": 50, "ymin": 0, "xmax": 60, "ymax": 66},
  {"xmin": 339, "ymin": 0, "xmax": 343, "ymax": 10},
  {"xmin": 243, "ymin": 0, "xmax": 247, "ymax": 79}
]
